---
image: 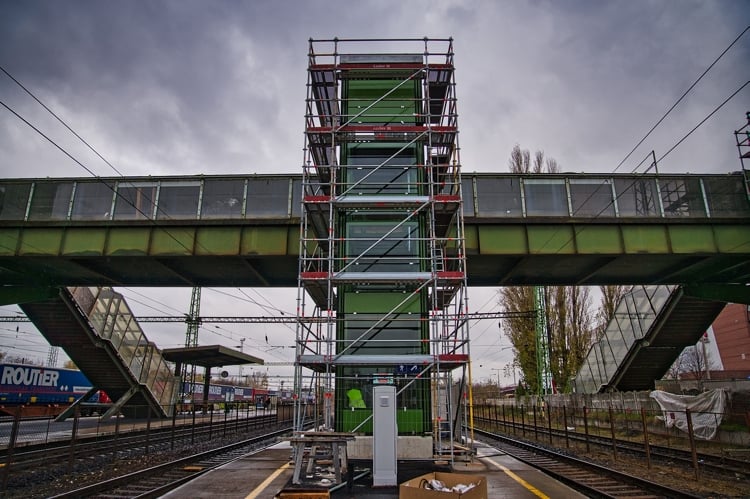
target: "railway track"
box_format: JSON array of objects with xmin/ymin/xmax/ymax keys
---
[
  {"xmin": 2, "ymin": 413, "xmax": 280, "ymax": 473},
  {"xmin": 473, "ymin": 427, "xmax": 702, "ymax": 498},
  {"xmin": 0, "ymin": 412, "xmax": 303, "ymax": 497},
  {"xmin": 49, "ymin": 427, "xmax": 291, "ymax": 498},
  {"xmin": 474, "ymin": 415, "xmax": 750, "ymax": 482}
]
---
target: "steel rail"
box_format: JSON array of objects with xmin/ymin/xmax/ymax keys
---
[
  {"xmin": 48, "ymin": 427, "xmax": 292, "ymax": 498},
  {"xmin": 473, "ymin": 413, "xmax": 750, "ymax": 481},
  {"xmin": 473, "ymin": 427, "xmax": 701, "ymax": 498}
]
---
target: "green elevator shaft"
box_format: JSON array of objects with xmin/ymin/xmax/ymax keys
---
[{"xmin": 334, "ymin": 78, "xmax": 431, "ymax": 435}]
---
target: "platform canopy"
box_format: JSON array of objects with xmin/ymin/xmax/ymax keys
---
[{"xmin": 161, "ymin": 344, "xmax": 263, "ymax": 368}]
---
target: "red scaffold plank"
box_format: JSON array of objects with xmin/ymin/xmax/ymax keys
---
[
  {"xmin": 436, "ymin": 271, "xmax": 464, "ymax": 280},
  {"xmin": 300, "ymin": 272, "xmax": 329, "ymax": 280},
  {"xmin": 433, "ymin": 194, "xmax": 460, "ymax": 203},
  {"xmin": 303, "ymin": 195, "xmax": 331, "ymax": 203},
  {"xmin": 307, "ymin": 125, "xmax": 456, "ymax": 134},
  {"xmin": 437, "ymin": 354, "xmax": 469, "ymax": 363}
]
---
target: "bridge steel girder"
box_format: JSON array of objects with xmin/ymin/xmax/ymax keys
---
[
  {"xmin": 0, "ymin": 220, "xmax": 748, "ymax": 289},
  {"xmin": 465, "ymin": 222, "xmax": 750, "ymax": 286},
  {"xmin": 0, "ymin": 224, "xmax": 299, "ymax": 287}
]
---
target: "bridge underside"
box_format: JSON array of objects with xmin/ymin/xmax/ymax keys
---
[{"xmin": 0, "ymin": 222, "xmax": 748, "ymax": 294}]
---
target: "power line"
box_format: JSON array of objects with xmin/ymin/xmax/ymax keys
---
[
  {"xmin": 0, "ymin": 64, "xmax": 125, "ymax": 176},
  {"xmin": 0, "ymin": 99, "xmax": 223, "ymax": 283},
  {"xmin": 655, "ymin": 80, "xmax": 750, "ymax": 165},
  {"xmin": 532, "ymin": 79, "xmax": 750, "ymax": 257},
  {"xmin": 0, "ymin": 99, "xmax": 104, "ymax": 179},
  {"xmin": 613, "ymin": 24, "xmax": 750, "ymax": 173},
  {"xmin": 0, "ymin": 68, "xmax": 223, "ymax": 265},
  {"xmin": 121, "ymin": 287, "xmax": 187, "ymax": 315},
  {"xmin": 0, "ymin": 310, "xmax": 535, "ymax": 324}
]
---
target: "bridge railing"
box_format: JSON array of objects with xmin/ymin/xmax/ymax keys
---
[
  {"xmin": 72, "ymin": 286, "xmax": 178, "ymax": 410},
  {"xmin": 0, "ymin": 172, "xmax": 747, "ymax": 223},
  {"xmin": 573, "ymin": 285, "xmax": 676, "ymax": 393},
  {"xmin": 462, "ymin": 172, "xmax": 749, "ymax": 219}
]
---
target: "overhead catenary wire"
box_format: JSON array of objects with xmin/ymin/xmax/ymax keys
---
[
  {"xmin": 532, "ymin": 80, "xmax": 750, "ymax": 257},
  {"xmin": 0, "ymin": 66, "xmax": 227, "ymax": 262},
  {"xmin": 0, "ymin": 83, "xmax": 247, "ymax": 363},
  {"xmin": 612, "ymin": 24, "xmax": 750, "ymax": 173},
  {"xmin": 0, "ymin": 64, "xmax": 125, "ymax": 176},
  {"xmin": 0, "ymin": 73, "xmax": 259, "ymax": 350},
  {"xmin": 0, "ymin": 99, "xmax": 201, "ymax": 258},
  {"xmin": 653, "ymin": 80, "xmax": 750, "ymax": 166},
  {"xmin": 497, "ymin": 23, "xmax": 750, "ymax": 382},
  {"xmin": 0, "ymin": 72, "xmax": 299, "ymax": 361}
]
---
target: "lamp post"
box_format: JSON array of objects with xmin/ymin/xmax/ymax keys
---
[
  {"xmin": 490, "ymin": 368, "xmax": 501, "ymax": 398},
  {"xmin": 236, "ymin": 338, "xmax": 245, "ymax": 380}
]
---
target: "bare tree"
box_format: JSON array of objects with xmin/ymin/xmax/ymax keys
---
[
  {"xmin": 596, "ymin": 285, "xmax": 631, "ymax": 339},
  {"xmin": 508, "ymin": 144, "xmax": 559, "ymax": 173},
  {"xmin": 674, "ymin": 345, "xmax": 708, "ymax": 382},
  {"xmin": 501, "ymin": 145, "xmax": 595, "ymax": 393}
]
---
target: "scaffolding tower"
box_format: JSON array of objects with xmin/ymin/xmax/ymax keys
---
[{"xmin": 294, "ymin": 38, "xmax": 470, "ymax": 460}]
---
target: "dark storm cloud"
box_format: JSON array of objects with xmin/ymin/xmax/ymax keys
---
[
  {"xmin": 0, "ymin": 0, "xmax": 748, "ymax": 374},
  {"xmin": 0, "ymin": 0, "xmax": 748, "ymax": 181},
  {"xmin": 0, "ymin": 1, "xmax": 309, "ymax": 177}
]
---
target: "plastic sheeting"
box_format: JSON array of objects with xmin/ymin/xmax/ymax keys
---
[{"xmin": 649, "ymin": 389, "xmax": 727, "ymax": 440}]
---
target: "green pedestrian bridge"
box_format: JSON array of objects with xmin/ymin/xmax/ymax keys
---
[
  {"xmin": 1, "ymin": 172, "xmax": 748, "ymax": 295},
  {"xmin": 0, "ymin": 171, "xmax": 748, "ymax": 408}
]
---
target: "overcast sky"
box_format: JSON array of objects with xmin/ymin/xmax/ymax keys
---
[{"xmin": 0, "ymin": 1, "xmax": 748, "ymax": 385}]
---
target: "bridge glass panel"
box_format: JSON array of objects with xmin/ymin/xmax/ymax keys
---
[
  {"xmin": 130, "ymin": 337, "xmax": 148, "ymax": 382},
  {"xmin": 144, "ymin": 348, "xmax": 160, "ymax": 388},
  {"xmin": 702, "ymin": 175, "xmax": 750, "ymax": 217},
  {"xmin": 0, "ymin": 182, "xmax": 31, "ymax": 220},
  {"xmin": 291, "ymin": 178, "xmax": 302, "ymax": 217},
  {"xmin": 88, "ymin": 291, "xmax": 109, "ymax": 335},
  {"xmin": 71, "ymin": 181, "xmax": 115, "ymax": 220},
  {"xmin": 626, "ymin": 288, "xmax": 651, "ymax": 339},
  {"xmin": 576, "ymin": 343, "xmax": 596, "ymax": 392},
  {"xmin": 201, "ymin": 179, "xmax": 245, "ymax": 219},
  {"xmin": 28, "ymin": 181, "xmax": 74, "ymax": 220},
  {"xmin": 599, "ymin": 331, "xmax": 619, "ymax": 380},
  {"xmin": 475, "ymin": 177, "xmax": 522, "ymax": 217},
  {"xmin": 153, "ymin": 358, "xmax": 175, "ymax": 406},
  {"xmin": 157, "ymin": 181, "xmax": 201, "ymax": 219},
  {"xmin": 107, "ymin": 296, "xmax": 125, "ymax": 350},
  {"xmin": 606, "ymin": 316, "xmax": 629, "ymax": 374},
  {"xmin": 461, "ymin": 177, "xmax": 474, "ymax": 217},
  {"xmin": 523, "ymin": 178, "xmax": 567, "ymax": 216},
  {"xmin": 114, "ymin": 182, "xmax": 157, "ymax": 220},
  {"xmin": 569, "ymin": 179, "xmax": 615, "ymax": 217},
  {"xmin": 114, "ymin": 304, "xmax": 135, "ymax": 365},
  {"xmin": 659, "ymin": 177, "xmax": 706, "ymax": 217},
  {"xmin": 246, "ymin": 178, "xmax": 290, "ymax": 218},
  {"xmin": 591, "ymin": 345, "xmax": 608, "ymax": 390},
  {"xmin": 614, "ymin": 178, "xmax": 659, "ymax": 217},
  {"xmin": 586, "ymin": 342, "xmax": 608, "ymax": 390}
]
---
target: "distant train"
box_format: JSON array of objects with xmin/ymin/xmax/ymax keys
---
[
  {"xmin": 0, "ymin": 361, "xmax": 290, "ymax": 418},
  {"xmin": 0, "ymin": 362, "xmax": 111, "ymax": 417},
  {"xmin": 180, "ymin": 381, "xmax": 270, "ymax": 409}
]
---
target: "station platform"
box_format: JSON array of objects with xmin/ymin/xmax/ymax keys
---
[{"xmin": 162, "ymin": 440, "xmax": 585, "ymax": 498}]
